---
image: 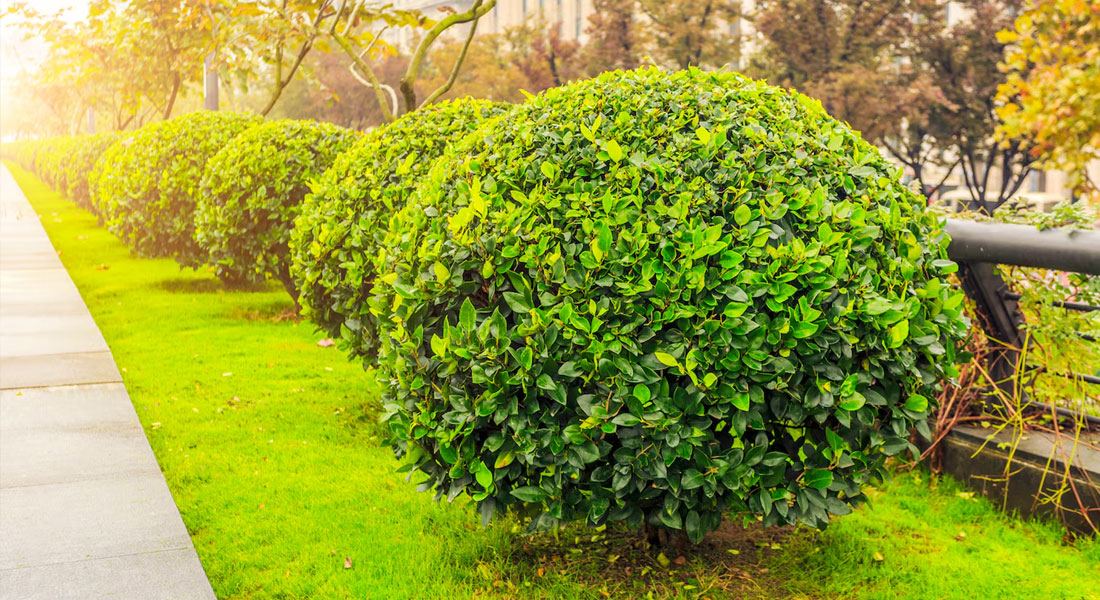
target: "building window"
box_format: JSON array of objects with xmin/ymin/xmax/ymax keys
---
[{"xmin": 523, "ymin": 0, "xmax": 528, "ymax": 16}]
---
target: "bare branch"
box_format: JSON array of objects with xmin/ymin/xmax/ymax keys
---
[
  {"xmin": 399, "ymin": 0, "xmax": 496, "ymax": 113},
  {"xmin": 418, "ymin": 2, "xmax": 482, "ymax": 109}
]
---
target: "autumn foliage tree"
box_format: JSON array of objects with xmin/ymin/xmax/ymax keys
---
[{"xmin": 997, "ymin": 0, "xmax": 1100, "ymax": 201}]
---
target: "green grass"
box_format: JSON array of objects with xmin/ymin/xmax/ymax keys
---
[{"xmin": 9, "ymin": 162, "xmax": 1100, "ymax": 600}]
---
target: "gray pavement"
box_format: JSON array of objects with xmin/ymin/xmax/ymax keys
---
[{"xmin": 0, "ymin": 165, "xmax": 216, "ymax": 599}]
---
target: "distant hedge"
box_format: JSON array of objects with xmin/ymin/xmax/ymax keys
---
[
  {"xmin": 290, "ymin": 98, "xmax": 508, "ymax": 357},
  {"xmin": 64, "ymin": 132, "xmax": 123, "ymax": 213},
  {"xmin": 371, "ymin": 68, "xmax": 968, "ymax": 540},
  {"xmin": 34, "ymin": 136, "xmax": 80, "ymax": 191},
  {"xmin": 195, "ymin": 120, "xmax": 360, "ymax": 296},
  {"xmin": 91, "ymin": 111, "xmax": 262, "ymax": 264}
]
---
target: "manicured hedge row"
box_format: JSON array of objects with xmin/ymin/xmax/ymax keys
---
[
  {"xmin": 65, "ymin": 132, "xmax": 124, "ymax": 213},
  {"xmin": 290, "ymin": 98, "xmax": 508, "ymax": 357},
  {"xmin": 91, "ymin": 111, "xmax": 263, "ymax": 266},
  {"xmin": 195, "ymin": 119, "xmax": 361, "ymax": 294},
  {"xmin": 1, "ymin": 69, "xmax": 967, "ymax": 543}
]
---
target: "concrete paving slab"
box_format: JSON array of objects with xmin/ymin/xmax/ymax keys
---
[
  {"xmin": 0, "ymin": 314, "xmax": 103, "ymax": 336},
  {"xmin": 0, "ymin": 385, "xmax": 159, "ymax": 488},
  {"xmin": 0, "ymin": 352, "xmax": 122, "ymax": 389},
  {"xmin": 0, "ymin": 165, "xmax": 216, "ymax": 598},
  {"xmin": 0, "ymin": 328, "xmax": 111, "ymax": 358},
  {"xmin": 0, "ymin": 548, "xmax": 216, "ymax": 600},
  {"xmin": 0, "ymin": 474, "xmax": 195, "ymax": 569}
]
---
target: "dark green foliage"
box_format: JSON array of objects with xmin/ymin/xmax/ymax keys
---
[
  {"xmin": 290, "ymin": 98, "xmax": 508, "ymax": 355},
  {"xmin": 194, "ymin": 120, "xmax": 360, "ymax": 296},
  {"xmin": 373, "ymin": 68, "xmax": 968, "ymax": 541},
  {"xmin": 64, "ymin": 132, "xmax": 124, "ymax": 213},
  {"xmin": 90, "ymin": 111, "xmax": 262, "ymax": 264}
]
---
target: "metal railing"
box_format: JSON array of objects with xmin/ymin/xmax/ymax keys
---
[{"xmin": 944, "ymin": 218, "xmax": 1100, "ymax": 425}]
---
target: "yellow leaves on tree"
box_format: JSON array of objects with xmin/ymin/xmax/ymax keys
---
[{"xmin": 997, "ymin": 0, "xmax": 1100, "ymax": 201}]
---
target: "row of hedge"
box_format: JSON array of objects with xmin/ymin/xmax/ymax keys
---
[{"xmin": 1, "ymin": 67, "xmax": 969, "ymax": 543}]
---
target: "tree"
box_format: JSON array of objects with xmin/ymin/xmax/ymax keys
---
[
  {"xmin": 638, "ymin": 0, "xmax": 740, "ymax": 69},
  {"xmin": 751, "ymin": 0, "xmax": 1034, "ymax": 211},
  {"xmin": 5, "ymin": 0, "xmax": 211, "ymax": 129},
  {"xmin": 997, "ymin": 0, "xmax": 1100, "ymax": 201},
  {"xmin": 328, "ymin": 0, "xmax": 499, "ymax": 121},
  {"xmin": 415, "ymin": 19, "xmax": 581, "ymax": 105},
  {"xmin": 211, "ymin": 1, "xmax": 339, "ymax": 117},
  {"xmin": 579, "ymin": 0, "xmax": 643, "ymax": 74},
  {"xmin": 750, "ymin": 0, "xmax": 958, "ymax": 195},
  {"xmin": 920, "ymin": 0, "xmax": 1034, "ymax": 213}
]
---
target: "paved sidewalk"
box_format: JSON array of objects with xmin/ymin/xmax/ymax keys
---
[{"xmin": 0, "ymin": 165, "xmax": 216, "ymax": 599}]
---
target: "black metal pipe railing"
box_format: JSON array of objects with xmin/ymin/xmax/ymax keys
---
[
  {"xmin": 1001, "ymin": 292, "xmax": 1100, "ymax": 313},
  {"xmin": 945, "ymin": 218, "xmax": 1100, "ymax": 428},
  {"xmin": 944, "ymin": 219, "xmax": 1100, "ymax": 276}
]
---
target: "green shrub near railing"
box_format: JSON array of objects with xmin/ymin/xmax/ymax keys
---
[
  {"xmin": 290, "ymin": 98, "xmax": 508, "ymax": 358},
  {"xmin": 194, "ymin": 119, "xmax": 361, "ymax": 296},
  {"xmin": 370, "ymin": 67, "xmax": 968, "ymax": 541},
  {"xmin": 90, "ymin": 111, "xmax": 262, "ymax": 264}
]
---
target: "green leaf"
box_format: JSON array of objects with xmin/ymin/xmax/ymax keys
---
[
  {"xmin": 887, "ymin": 319, "xmax": 910, "ymax": 348},
  {"xmin": 510, "ymin": 486, "xmax": 547, "ymax": 502},
  {"xmin": 791, "ymin": 321, "xmax": 819, "ymax": 339},
  {"xmin": 734, "ymin": 204, "xmax": 752, "ymax": 226},
  {"xmin": 597, "ymin": 222, "xmax": 612, "ymax": 255},
  {"xmin": 494, "ymin": 451, "xmax": 515, "ymax": 469},
  {"xmin": 804, "ymin": 469, "xmax": 833, "ymax": 490},
  {"xmin": 681, "ymin": 469, "xmax": 705, "ymax": 489},
  {"xmin": 537, "ymin": 374, "xmax": 556, "ymax": 391},
  {"xmin": 633, "ymin": 384, "xmax": 651, "ymax": 403},
  {"xmin": 459, "ymin": 298, "xmax": 476, "ymax": 331},
  {"xmin": 475, "ymin": 462, "xmax": 493, "ymax": 489},
  {"xmin": 685, "ymin": 510, "xmax": 704, "ymax": 543},
  {"xmin": 904, "ymin": 394, "xmax": 929, "ymax": 412},
  {"xmin": 605, "ymin": 139, "xmax": 623, "ymax": 162},
  {"xmin": 611, "ymin": 413, "xmax": 640, "ymax": 427},
  {"xmin": 838, "ymin": 392, "xmax": 866, "ymax": 411},
  {"xmin": 503, "ymin": 291, "xmax": 532, "ymax": 313},
  {"xmin": 433, "ymin": 262, "xmax": 450, "ymax": 283},
  {"xmin": 654, "ymin": 352, "xmax": 679, "ymax": 367},
  {"xmin": 731, "ymin": 392, "xmax": 750, "ymax": 411}
]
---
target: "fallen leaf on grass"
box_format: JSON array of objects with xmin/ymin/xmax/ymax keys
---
[
  {"xmin": 344, "ymin": 557, "xmax": 353, "ymax": 569},
  {"xmin": 94, "ymin": 264, "xmax": 109, "ymax": 271},
  {"xmin": 656, "ymin": 552, "xmax": 671, "ymax": 568},
  {"xmin": 673, "ymin": 555, "xmax": 686, "ymax": 566},
  {"xmin": 151, "ymin": 422, "xmax": 162, "ymax": 429},
  {"xmin": 955, "ymin": 531, "xmax": 967, "ymax": 541},
  {"xmin": 872, "ymin": 551, "xmax": 885, "ymax": 562},
  {"xmin": 317, "ymin": 338, "xmax": 335, "ymax": 347}
]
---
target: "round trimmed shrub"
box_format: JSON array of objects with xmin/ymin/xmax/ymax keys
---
[
  {"xmin": 373, "ymin": 68, "xmax": 968, "ymax": 541},
  {"xmin": 290, "ymin": 98, "xmax": 508, "ymax": 355},
  {"xmin": 64, "ymin": 132, "xmax": 123, "ymax": 213},
  {"xmin": 194, "ymin": 120, "xmax": 361, "ymax": 296},
  {"xmin": 90, "ymin": 111, "xmax": 262, "ymax": 264}
]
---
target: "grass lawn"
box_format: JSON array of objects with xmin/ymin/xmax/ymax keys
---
[{"xmin": 9, "ymin": 162, "xmax": 1100, "ymax": 599}]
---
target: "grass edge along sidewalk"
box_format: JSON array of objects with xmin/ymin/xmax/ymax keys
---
[{"xmin": 8, "ymin": 162, "xmax": 1100, "ymax": 599}]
